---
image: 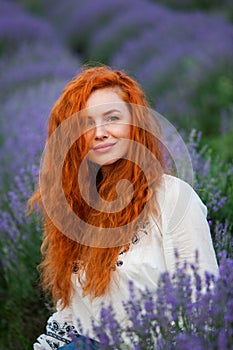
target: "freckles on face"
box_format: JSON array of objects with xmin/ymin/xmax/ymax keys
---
[{"xmin": 84, "ymin": 88, "xmax": 132, "ymax": 166}]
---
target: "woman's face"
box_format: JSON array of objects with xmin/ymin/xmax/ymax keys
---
[{"xmin": 84, "ymin": 88, "xmax": 131, "ymax": 166}]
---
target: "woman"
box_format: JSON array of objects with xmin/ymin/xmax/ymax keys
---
[{"xmin": 30, "ymin": 66, "xmax": 218, "ymax": 349}]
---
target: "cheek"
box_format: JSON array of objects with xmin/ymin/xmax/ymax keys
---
[
  {"xmin": 125, "ymin": 125, "xmax": 131, "ymax": 138},
  {"xmin": 111, "ymin": 124, "xmax": 131, "ymax": 138},
  {"xmin": 122, "ymin": 125, "xmax": 131, "ymax": 140}
]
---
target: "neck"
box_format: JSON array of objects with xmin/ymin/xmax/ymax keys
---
[
  {"xmin": 100, "ymin": 159, "xmax": 123, "ymax": 177},
  {"xmin": 88, "ymin": 159, "xmax": 125, "ymax": 182}
]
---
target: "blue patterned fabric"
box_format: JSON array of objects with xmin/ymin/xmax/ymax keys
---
[{"xmin": 58, "ymin": 334, "xmax": 100, "ymax": 349}]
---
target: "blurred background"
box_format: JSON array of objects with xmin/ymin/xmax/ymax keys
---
[{"xmin": 0, "ymin": 0, "xmax": 232, "ymax": 349}]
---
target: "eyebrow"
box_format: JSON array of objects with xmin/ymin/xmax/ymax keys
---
[
  {"xmin": 103, "ymin": 109, "xmax": 121, "ymax": 116},
  {"xmin": 86, "ymin": 108, "xmax": 122, "ymax": 120}
]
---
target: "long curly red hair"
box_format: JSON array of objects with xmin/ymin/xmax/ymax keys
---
[{"xmin": 29, "ymin": 65, "xmax": 166, "ymax": 308}]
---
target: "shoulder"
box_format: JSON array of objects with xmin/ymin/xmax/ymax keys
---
[
  {"xmin": 156, "ymin": 174, "xmax": 207, "ymax": 232},
  {"xmin": 161, "ymin": 174, "xmax": 194, "ymax": 193},
  {"xmin": 159, "ymin": 174, "xmax": 205, "ymax": 208}
]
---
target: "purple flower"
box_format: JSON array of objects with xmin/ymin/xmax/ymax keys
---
[
  {"xmin": 0, "ymin": 1, "xmax": 57, "ymax": 51},
  {"xmin": 0, "ymin": 41, "xmax": 80, "ymax": 99},
  {"xmin": 90, "ymin": 303, "xmax": 123, "ymax": 348},
  {"xmin": 0, "ymin": 165, "xmax": 41, "ymax": 267},
  {"xmin": 186, "ymin": 130, "xmax": 231, "ymax": 222},
  {"xmin": 214, "ymin": 221, "xmax": 233, "ymax": 259},
  {"xmin": 110, "ymin": 8, "xmax": 233, "ymax": 131},
  {"xmin": 88, "ymin": 3, "xmax": 171, "ymax": 62},
  {"xmin": 0, "ymin": 79, "xmax": 75, "ymax": 183},
  {"xmin": 84, "ymin": 255, "xmax": 233, "ymax": 349},
  {"xmin": 39, "ymin": 0, "xmax": 144, "ymax": 50}
]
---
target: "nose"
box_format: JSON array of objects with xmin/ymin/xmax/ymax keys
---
[{"xmin": 94, "ymin": 122, "xmax": 108, "ymax": 140}]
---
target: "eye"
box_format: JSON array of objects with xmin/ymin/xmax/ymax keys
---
[
  {"xmin": 87, "ymin": 118, "xmax": 95, "ymax": 127},
  {"xmin": 107, "ymin": 116, "xmax": 120, "ymax": 122}
]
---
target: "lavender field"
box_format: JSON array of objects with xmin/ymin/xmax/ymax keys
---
[{"xmin": 0, "ymin": 0, "xmax": 232, "ymax": 349}]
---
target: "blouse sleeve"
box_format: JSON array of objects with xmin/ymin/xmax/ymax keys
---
[
  {"xmin": 160, "ymin": 175, "xmax": 218, "ymax": 278},
  {"xmin": 33, "ymin": 301, "xmax": 78, "ymax": 350}
]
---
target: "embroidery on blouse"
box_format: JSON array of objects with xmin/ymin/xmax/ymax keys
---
[
  {"xmin": 131, "ymin": 219, "xmax": 150, "ymax": 245},
  {"xmin": 46, "ymin": 338, "xmax": 60, "ymax": 349},
  {"xmin": 137, "ymin": 220, "xmax": 150, "ymax": 236},
  {"xmin": 72, "ymin": 260, "xmax": 84, "ymax": 274},
  {"xmin": 46, "ymin": 320, "xmax": 78, "ymax": 345},
  {"xmin": 115, "ymin": 220, "xmax": 150, "ymax": 267}
]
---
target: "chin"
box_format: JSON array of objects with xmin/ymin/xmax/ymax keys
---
[{"xmin": 99, "ymin": 158, "xmax": 120, "ymax": 166}]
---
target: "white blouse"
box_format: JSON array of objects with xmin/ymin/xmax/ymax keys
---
[{"xmin": 33, "ymin": 175, "xmax": 218, "ymax": 349}]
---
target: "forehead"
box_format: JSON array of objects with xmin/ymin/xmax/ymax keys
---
[{"xmin": 86, "ymin": 88, "xmax": 128, "ymax": 113}]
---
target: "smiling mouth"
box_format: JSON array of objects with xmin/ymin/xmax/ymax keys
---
[{"xmin": 93, "ymin": 143, "xmax": 116, "ymax": 153}]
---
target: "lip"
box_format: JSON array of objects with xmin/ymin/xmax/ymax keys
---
[{"xmin": 93, "ymin": 142, "xmax": 117, "ymax": 152}]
